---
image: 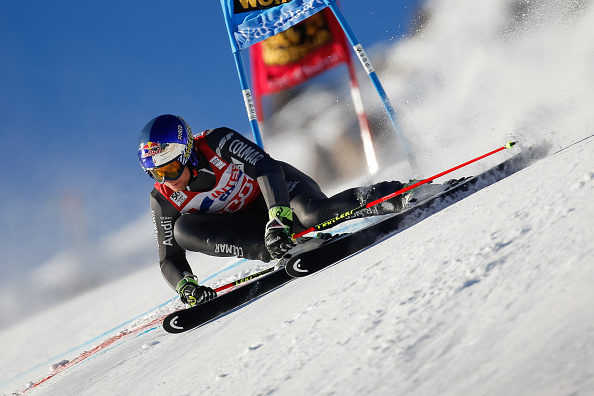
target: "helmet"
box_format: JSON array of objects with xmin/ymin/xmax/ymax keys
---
[{"xmin": 138, "ymin": 115, "xmax": 194, "ymax": 182}]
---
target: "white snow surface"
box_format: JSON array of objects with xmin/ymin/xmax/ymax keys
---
[
  {"xmin": 3, "ymin": 0, "xmax": 594, "ymax": 395},
  {"xmin": 2, "ymin": 136, "xmax": 593, "ymax": 396}
]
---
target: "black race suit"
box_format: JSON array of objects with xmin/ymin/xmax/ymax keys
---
[{"xmin": 150, "ymin": 127, "xmax": 405, "ymax": 290}]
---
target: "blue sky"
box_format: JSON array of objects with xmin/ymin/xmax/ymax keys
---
[{"xmin": 0, "ymin": 1, "xmax": 422, "ymax": 277}]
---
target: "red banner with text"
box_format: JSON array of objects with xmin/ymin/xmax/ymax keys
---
[{"xmin": 250, "ymin": 8, "xmax": 350, "ymax": 96}]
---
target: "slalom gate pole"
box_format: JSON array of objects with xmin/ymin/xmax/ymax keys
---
[
  {"xmin": 219, "ymin": 1, "xmax": 265, "ymax": 149},
  {"xmin": 214, "ymin": 267, "xmax": 276, "ymax": 293},
  {"xmin": 292, "ymin": 142, "xmax": 517, "ymax": 239},
  {"xmin": 324, "ymin": 0, "xmax": 412, "ymax": 158},
  {"xmin": 231, "ymin": 51, "xmax": 265, "ymax": 149},
  {"xmin": 347, "ymin": 55, "xmax": 378, "ymax": 175}
]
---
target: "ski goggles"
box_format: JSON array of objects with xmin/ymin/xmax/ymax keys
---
[{"xmin": 148, "ymin": 160, "xmax": 186, "ymax": 183}]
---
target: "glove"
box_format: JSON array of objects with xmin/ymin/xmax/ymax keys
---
[
  {"xmin": 264, "ymin": 206, "xmax": 296, "ymax": 259},
  {"xmin": 176, "ymin": 275, "xmax": 217, "ymax": 308}
]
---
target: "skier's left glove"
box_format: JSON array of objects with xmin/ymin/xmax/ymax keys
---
[
  {"xmin": 176, "ymin": 275, "xmax": 217, "ymax": 308},
  {"xmin": 264, "ymin": 206, "xmax": 296, "ymax": 259}
]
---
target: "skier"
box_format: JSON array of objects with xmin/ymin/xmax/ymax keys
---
[{"xmin": 139, "ymin": 114, "xmax": 411, "ymax": 308}]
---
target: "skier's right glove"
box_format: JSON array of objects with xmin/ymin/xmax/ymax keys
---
[
  {"xmin": 176, "ymin": 275, "xmax": 217, "ymax": 308},
  {"xmin": 264, "ymin": 206, "xmax": 296, "ymax": 259}
]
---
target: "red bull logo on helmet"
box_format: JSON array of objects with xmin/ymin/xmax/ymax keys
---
[{"xmin": 141, "ymin": 142, "xmax": 163, "ymax": 158}]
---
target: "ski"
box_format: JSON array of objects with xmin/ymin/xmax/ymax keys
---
[
  {"xmin": 284, "ymin": 147, "xmax": 541, "ymax": 277},
  {"xmin": 162, "ymin": 235, "xmax": 337, "ymax": 333},
  {"xmin": 163, "ymin": 267, "xmax": 292, "ymax": 333},
  {"xmin": 162, "ymin": 144, "xmax": 543, "ymax": 333}
]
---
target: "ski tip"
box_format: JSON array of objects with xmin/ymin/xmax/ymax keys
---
[{"xmin": 505, "ymin": 141, "xmax": 517, "ymax": 149}]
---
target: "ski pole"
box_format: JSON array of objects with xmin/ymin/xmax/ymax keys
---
[
  {"xmin": 292, "ymin": 142, "xmax": 517, "ymax": 239},
  {"xmin": 214, "ymin": 267, "xmax": 276, "ymax": 293}
]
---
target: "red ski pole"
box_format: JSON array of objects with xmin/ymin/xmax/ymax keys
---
[{"xmin": 292, "ymin": 141, "xmax": 517, "ymax": 239}]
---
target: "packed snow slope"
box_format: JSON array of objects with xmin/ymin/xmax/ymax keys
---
[
  {"xmin": 3, "ymin": 135, "xmax": 593, "ymax": 396},
  {"xmin": 2, "ymin": 0, "xmax": 594, "ymax": 394}
]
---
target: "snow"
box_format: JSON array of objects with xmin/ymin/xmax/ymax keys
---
[
  {"xmin": 2, "ymin": 0, "xmax": 594, "ymax": 395},
  {"xmin": 2, "ymin": 136, "xmax": 593, "ymax": 396}
]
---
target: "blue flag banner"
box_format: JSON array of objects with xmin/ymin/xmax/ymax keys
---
[{"xmin": 220, "ymin": 0, "xmax": 330, "ymax": 51}]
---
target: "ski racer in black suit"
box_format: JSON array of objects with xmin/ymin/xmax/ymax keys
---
[{"xmin": 138, "ymin": 114, "xmax": 409, "ymax": 307}]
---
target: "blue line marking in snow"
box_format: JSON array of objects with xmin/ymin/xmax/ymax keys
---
[
  {"xmin": 0, "ymin": 296, "xmax": 177, "ymax": 389},
  {"xmin": 2, "ymin": 226, "xmax": 370, "ymax": 390},
  {"xmin": 0, "ymin": 258, "xmax": 250, "ymax": 390}
]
